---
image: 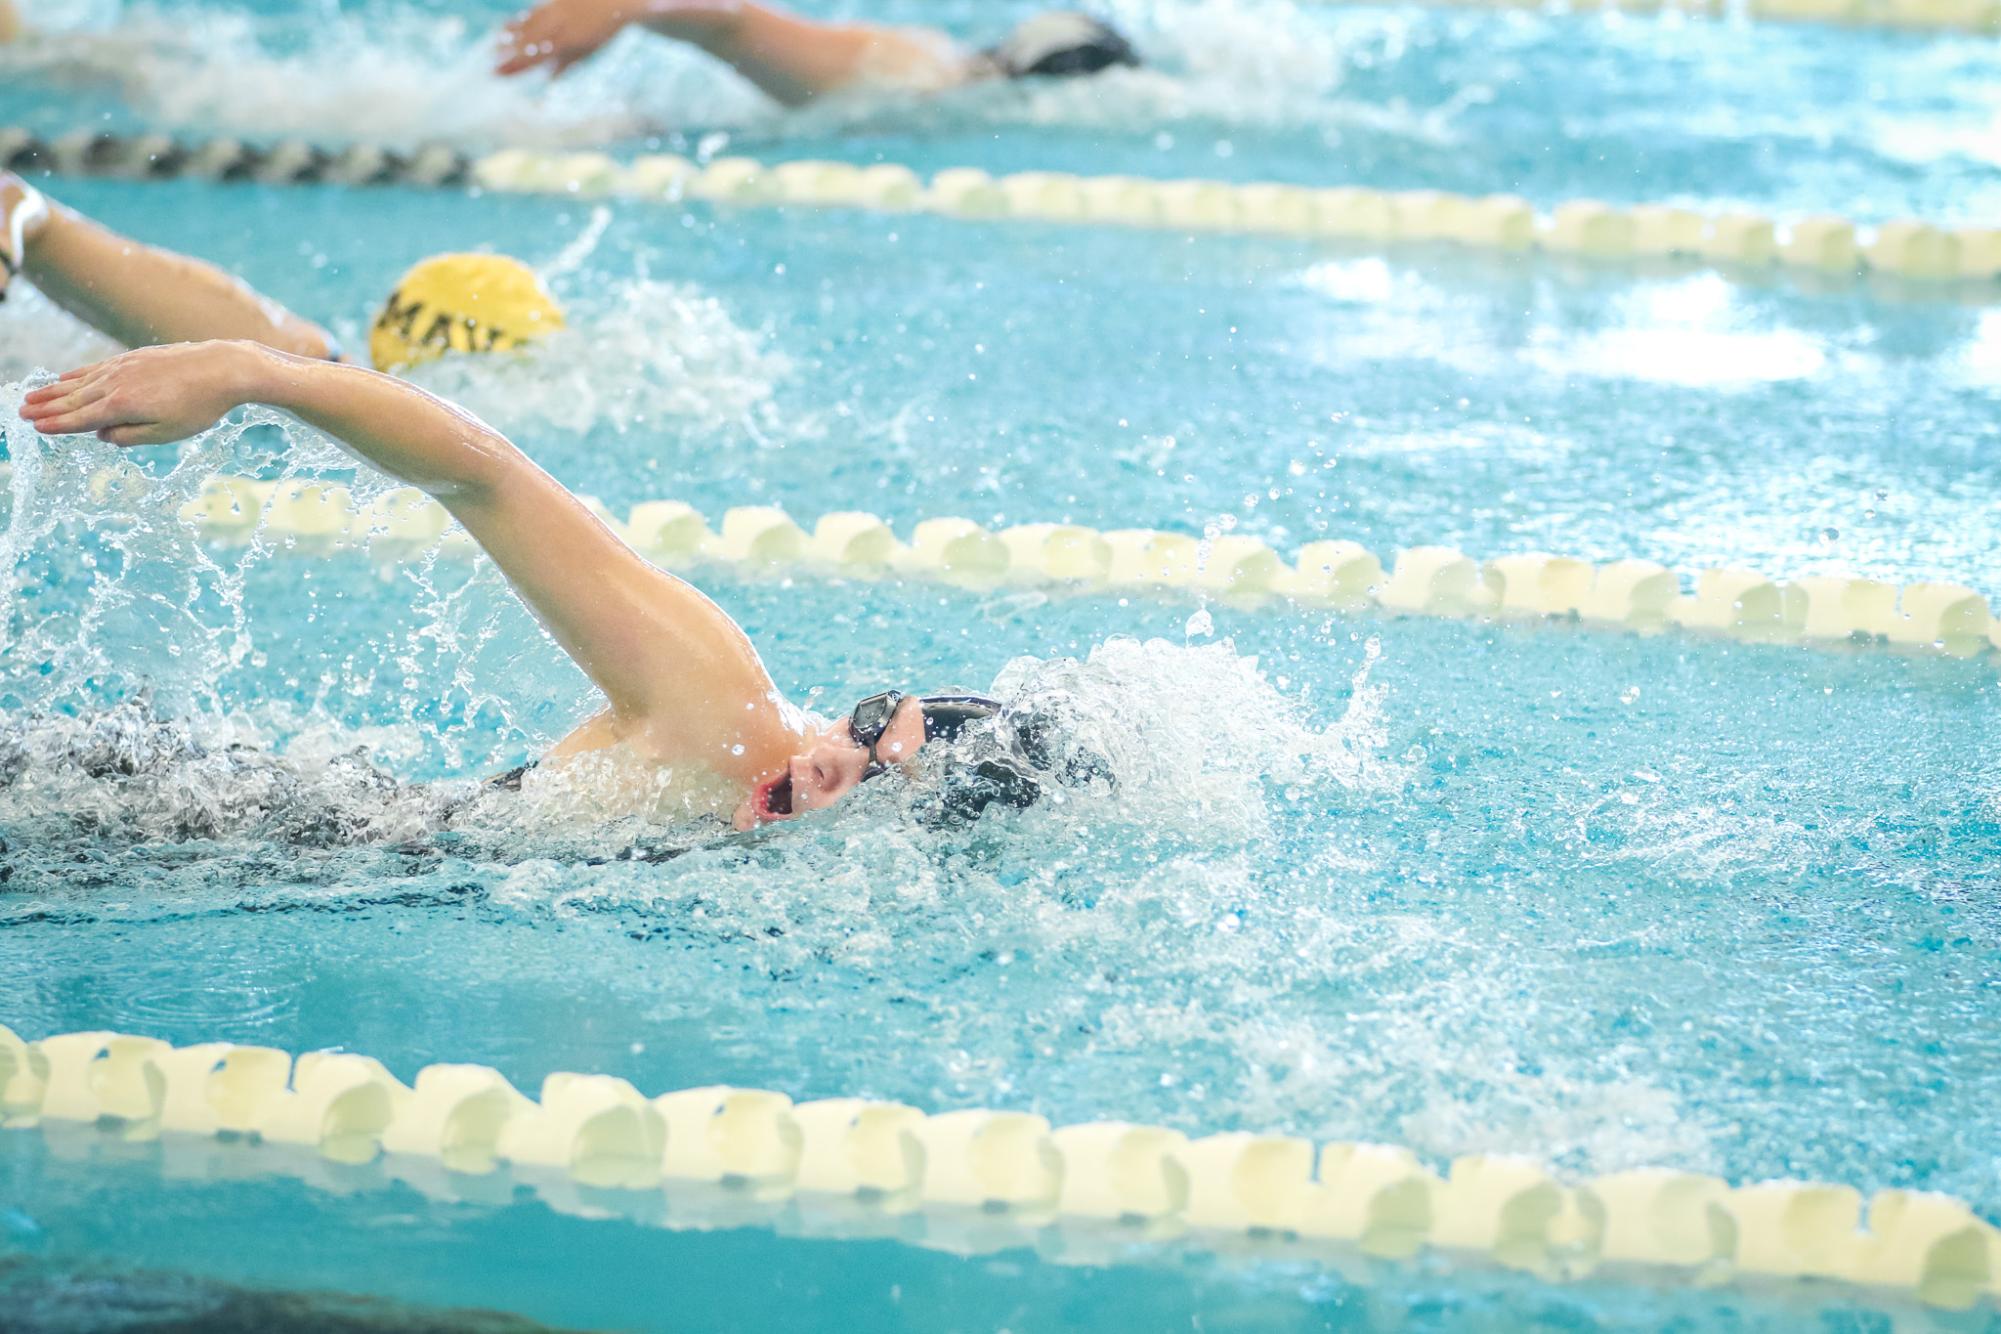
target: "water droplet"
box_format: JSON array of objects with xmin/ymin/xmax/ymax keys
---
[
  {"xmin": 1184, "ymin": 607, "xmax": 1214, "ymax": 640},
  {"xmin": 730, "ymin": 744, "xmax": 745, "ymax": 756}
]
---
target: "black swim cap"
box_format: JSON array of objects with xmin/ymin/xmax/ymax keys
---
[
  {"xmin": 987, "ymin": 12, "xmax": 1141, "ymax": 80},
  {"xmin": 918, "ymin": 698, "xmax": 1115, "ymax": 827},
  {"xmin": 916, "ymin": 693, "xmax": 1005, "ymax": 742}
]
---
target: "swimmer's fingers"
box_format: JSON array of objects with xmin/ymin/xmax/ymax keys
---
[
  {"xmin": 494, "ymin": 0, "xmax": 617, "ymax": 76},
  {"xmin": 495, "ymin": 46, "xmax": 563, "ymax": 77},
  {"xmin": 31, "ymin": 398, "xmax": 185, "ymax": 445},
  {"xmin": 495, "ymin": 8, "xmax": 560, "ymax": 75},
  {"xmin": 22, "ymin": 398, "xmax": 124, "ymax": 438},
  {"xmin": 27, "ymin": 372, "xmax": 111, "ymax": 407},
  {"xmin": 97, "ymin": 422, "xmax": 179, "ymax": 448},
  {"xmin": 18, "ymin": 379, "xmax": 113, "ymax": 433},
  {"xmin": 22, "ymin": 366, "xmax": 107, "ymax": 407},
  {"xmin": 21, "ymin": 344, "xmax": 241, "ymax": 444}
]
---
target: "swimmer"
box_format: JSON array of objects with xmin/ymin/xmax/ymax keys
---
[
  {"xmin": 0, "ymin": 171, "xmax": 562, "ymax": 373},
  {"xmin": 495, "ymin": 0, "xmax": 1139, "ymax": 106},
  {"xmin": 19, "ymin": 340, "xmax": 1100, "ymax": 830},
  {"xmin": 0, "ymin": 2, "xmax": 20, "ymax": 45}
]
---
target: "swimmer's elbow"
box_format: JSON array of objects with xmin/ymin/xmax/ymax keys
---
[
  {"xmin": 442, "ymin": 441, "xmax": 576, "ymax": 524},
  {"xmin": 430, "ymin": 430, "xmax": 524, "ymax": 506}
]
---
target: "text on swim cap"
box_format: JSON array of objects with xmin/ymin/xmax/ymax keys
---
[{"xmin": 372, "ymin": 286, "xmax": 538, "ymax": 357}]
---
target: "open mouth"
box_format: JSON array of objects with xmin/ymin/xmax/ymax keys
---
[{"xmin": 756, "ymin": 772, "xmax": 795, "ymax": 819}]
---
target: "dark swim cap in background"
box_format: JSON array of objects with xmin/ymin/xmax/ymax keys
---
[
  {"xmin": 920, "ymin": 699, "xmax": 1116, "ymax": 827},
  {"xmin": 987, "ymin": 12, "xmax": 1141, "ymax": 79}
]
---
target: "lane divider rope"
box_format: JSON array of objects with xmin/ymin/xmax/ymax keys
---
[
  {"xmin": 106, "ymin": 469, "xmax": 2001, "ymax": 662},
  {"xmin": 7, "ymin": 127, "xmax": 1999, "ymax": 293},
  {"xmin": 1, "ymin": 1024, "xmax": 1995, "ymax": 1307}
]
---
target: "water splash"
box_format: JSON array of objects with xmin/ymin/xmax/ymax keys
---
[
  {"xmin": 0, "ymin": 3, "xmax": 745, "ymax": 148},
  {"xmin": 395, "ymin": 275, "xmax": 790, "ymax": 439},
  {"xmin": 0, "ymin": 283, "xmax": 122, "ymax": 384},
  {"xmin": 0, "ymin": 416, "xmax": 1743, "ymax": 1171},
  {"xmin": 983, "ymin": 633, "xmax": 1400, "ymax": 841},
  {"xmin": 0, "ymin": 697, "xmax": 462, "ymax": 847},
  {"xmin": 3, "ymin": 0, "xmax": 1461, "ymax": 150},
  {"xmin": 0, "ymin": 375, "xmax": 561, "ymax": 766},
  {"xmin": 2, "ymin": 378, "xmax": 1394, "ymax": 888}
]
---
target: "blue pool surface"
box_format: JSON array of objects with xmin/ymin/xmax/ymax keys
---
[
  {"xmin": 1, "ymin": 0, "xmax": 1999, "ymax": 1329},
  {"xmin": 7, "ymin": 177, "xmax": 2000, "ymax": 586},
  {"xmin": 4, "ymin": 0, "xmax": 2001, "ymax": 221},
  {"xmin": 4, "ymin": 1126, "xmax": 1983, "ymax": 1332}
]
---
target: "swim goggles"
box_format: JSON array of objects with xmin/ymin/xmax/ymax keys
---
[{"xmin": 848, "ymin": 691, "xmax": 1003, "ymax": 779}]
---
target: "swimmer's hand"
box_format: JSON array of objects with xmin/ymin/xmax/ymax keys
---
[
  {"xmin": 497, "ymin": 0, "xmax": 744, "ymax": 77},
  {"xmin": 497, "ymin": 0, "xmax": 639, "ymax": 76},
  {"xmin": 20, "ymin": 341, "xmax": 260, "ymax": 446}
]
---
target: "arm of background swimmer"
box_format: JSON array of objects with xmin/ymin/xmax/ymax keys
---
[
  {"xmin": 19, "ymin": 191, "xmax": 338, "ymax": 360},
  {"xmin": 651, "ymin": 2, "xmax": 955, "ymax": 104},
  {"xmin": 495, "ymin": 0, "xmax": 950, "ymax": 105},
  {"xmin": 0, "ymin": 2, "xmax": 21, "ymax": 44},
  {"xmin": 23, "ymin": 343, "xmax": 796, "ymax": 773}
]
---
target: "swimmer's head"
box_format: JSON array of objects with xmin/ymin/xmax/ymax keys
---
[
  {"xmin": 368, "ymin": 253, "xmax": 564, "ymax": 373},
  {"xmin": 985, "ymin": 12, "xmax": 1140, "ymax": 80},
  {"xmin": 735, "ymin": 690, "xmax": 1111, "ymax": 830}
]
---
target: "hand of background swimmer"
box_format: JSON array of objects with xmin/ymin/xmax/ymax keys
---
[
  {"xmin": 20, "ymin": 341, "xmax": 257, "ymax": 446},
  {"xmin": 496, "ymin": 0, "xmax": 641, "ymax": 76},
  {"xmin": 496, "ymin": 0, "xmax": 742, "ymax": 76}
]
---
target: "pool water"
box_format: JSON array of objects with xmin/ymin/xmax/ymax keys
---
[
  {"xmin": 2, "ymin": 0, "xmax": 1999, "ymax": 1329},
  {"xmin": 8, "ymin": 0, "xmax": 2001, "ymax": 221}
]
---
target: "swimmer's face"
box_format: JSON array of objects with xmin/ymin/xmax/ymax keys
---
[{"xmin": 733, "ymin": 695, "xmax": 929, "ymax": 830}]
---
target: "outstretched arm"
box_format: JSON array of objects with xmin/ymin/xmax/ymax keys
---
[
  {"xmin": 19, "ymin": 341, "xmax": 803, "ymax": 779},
  {"xmin": 0, "ymin": 174, "xmax": 337, "ymax": 359},
  {"xmin": 496, "ymin": 0, "xmax": 960, "ymax": 105}
]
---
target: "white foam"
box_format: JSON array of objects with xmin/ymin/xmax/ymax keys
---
[
  {"xmin": 398, "ymin": 275, "xmax": 788, "ymax": 439},
  {"xmin": 984, "ymin": 634, "xmax": 1401, "ymax": 841},
  {"xmin": 0, "ymin": 380, "xmax": 557, "ymax": 810},
  {"xmin": 0, "ymin": 4, "xmax": 738, "ymax": 149},
  {"xmin": 1398, "ymin": 1067, "xmax": 1719, "ymax": 1178},
  {"xmin": 0, "ymin": 697, "xmax": 463, "ymax": 846},
  {"xmin": 0, "ymin": 284, "xmax": 122, "ymax": 383},
  {"xmin": 1, "ymin": 0, "xmax": 1488, "ymax": 170}
]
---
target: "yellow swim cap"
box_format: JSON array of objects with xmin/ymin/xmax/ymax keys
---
[{"xmin": 369, "ymin": 253, "xmax": 565, "ymax": 373}]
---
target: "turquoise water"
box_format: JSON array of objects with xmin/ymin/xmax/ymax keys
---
[
  {"xmin": 2, "ymin": 0, "xmax": 2000, "ymax": 1329},
  {"xmin": 2, "ymin": 1128, "xmax": 1979, "ymax": 1332},
  {"xmin": 6, "ymin": 0, "xmax": 2001, "ymax": 220},
  {"xmin": 10, "ymin": 178, "xmax": 2001, "ymax": 584}
]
